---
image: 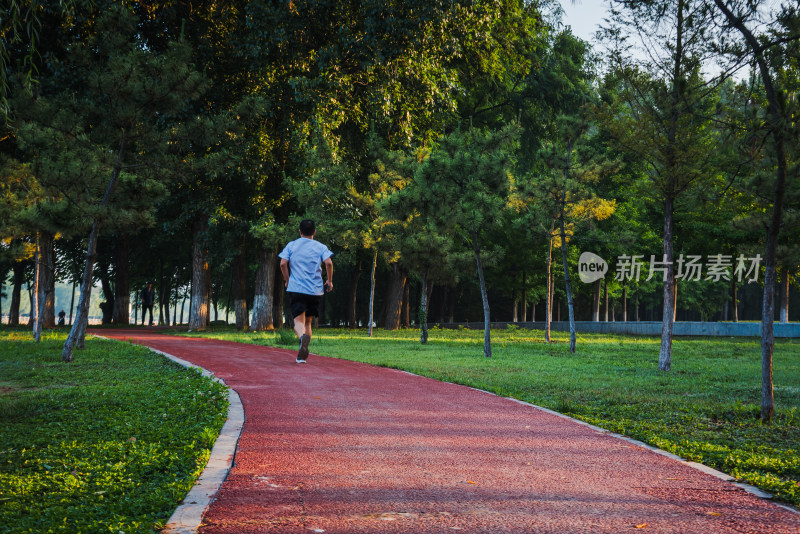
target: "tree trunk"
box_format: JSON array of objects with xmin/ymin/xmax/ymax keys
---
[
  {"xmin": 33, "ymin": 232, "xmax": 55, "ymax": 336},
  {"xmin": 545, "ymin": 226, "xmax": 554, "ymax": 342},
  {"xmin": 251, "ymin": 248, "xmax": 276, "ymax": 331},
  {"xmin": 368, "ymin": 250, "xmax": 377, "ymax": 336},
  {"xmin": 158, "ymin": 259, "xmax": 165, "ymax": 325},
  {"xmin": 26, "ymin": 282, "xmax": 32, "ymax": 326},
  {"xmin": 622, "ymin": 282, "xmax": 627, "ymax": 322},
  {"xmin": 401, "ymin": 279, "xmax": 411, "ymax": 328},
  {"xmin": 513, "ymin": 298, "xmax": 519, "ymax": 322},
  {"xmin": 384, "ymin": 263, "xmax": 406, "ymax": 330},
  {"xmin": 521, "ymin": 270, "xmax": 528, "ymax": 322},
  {"xmin": 68, "ymin": 280, "xmax": 76, "ymax": 325},
  {"xmin": 273, "ymin": 261, "xmax": 284, "ymax": 328},
  {"xmin": 659, "ymin": 196, "xmax": 676, "ymax": 371},
  {"xmin": 713, "ymin": 0, "xmax": 789, "ymax": 423},
  {"xmin": 112, "ymin": 235, "xmax": 130, "ymax": 324},
  {"xmin": 62, "ymin": 229, "xmax": 98, "ymax": 358},
  {"xmin": 172, "ymin": 275, "xmax": 178, "ymax": 325},
  {"xmin": 32, "ymin": 233, "xmax": 41, "ymax": 341},
  {"xmin": 188, "ymin": 274, "xmax": 194, "ymax": 326},
  {"xmin": 63, "ymin": 140, "xmax": 125, "ymax": 361},
  {"xmin": 276, "ymin": 280, "xmax": 285, "ymax": 328},
  {"xmin": 9, "ymin": 261, "xmax": 24, "ymax": 325},
  {"xmin": 472, "ymin": 232, "xmax": 492, "ymax": 358},
  {"xmin": 133, "ymin": 288, "xmax": 139, "ymax": 325},
  {"xmin": 188, "ymin": 218, "xmax": 211, "ymax": 331},
  {"xmin": 654, "ymin": 0, "xmax": 687, "ymax": 370},
  {"xmin": 732, "ymin": 278, "xmax": 738, "ymax": 322},
  {"xmin": 603, "ymin": 278, "xmax": 609, "ymax": 322},
  {"xmin": 160, "ymin": 261, "xmax": 170, "ymax": 326},
  {"xmin": 98, "ymin": 271, "xmax": 114, "ymax": 325},
  {"xmin": 348, "ymin": 259, "xmax": 362, "ymax": 328},
  {"xmin": 162, "ymin": 281, "xmax": 171, "ymax": 327},
  {"xmin": 558, "ymin": 216, "xmax": 577, "ymax": 353},
  {"xmin": 234, "ymin": 238, "xmax": 249, "ymax": 330},
  {"xmin": 779, "ymin": 268, "xmax": 789, "ymax": 323},
  {"xmin": 673, "ymin": 278, "xmax": 678, "ymax": 322},
  {"xmin": 41, "ymin": 232, "xmax": 55, "ymax": 329},
  {"xmin": 592, "ymin": 279, "xmax": 601, "ymax": 321},
  {"xmin": 419, "ymin": 270, "xmax": 429, "ymax": 344}
]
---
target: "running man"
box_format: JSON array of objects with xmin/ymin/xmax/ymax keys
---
[{"xmin": 279, "ymin": 219, "xmax": 333, "ymax": 363}]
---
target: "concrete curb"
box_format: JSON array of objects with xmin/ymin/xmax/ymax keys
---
[
  {"xmin": 151, "ymin": 348, "xmax": 245, "ymax": 534},
  {"xmin": 91, "ymin": 335, "xmax": 245, "ymax": 533},
  {"xmin": 397, "ymin": 369, "xmax": 800, "ymax": 516}
]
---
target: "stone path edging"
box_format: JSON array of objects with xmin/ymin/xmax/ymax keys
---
[
  {"xmin": 152, "ymin": 347, "xmax": 245, "ymax": 533},
  {"xmin": 92, "ymin": 336, "xmax": 245, "ymax": 534}
]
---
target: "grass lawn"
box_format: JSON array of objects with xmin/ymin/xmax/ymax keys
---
[
  {"xmin": 179, "ymin": 325, "xmax": 800, "ymax": 507},
  {"xmin": 0, "ymin": 328, "xmax": 229, "ymax": 534}
]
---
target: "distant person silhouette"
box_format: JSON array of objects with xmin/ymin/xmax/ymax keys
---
[{"xmin": 141, "ymin": 282, "xmax": 155, "ymax": 326}]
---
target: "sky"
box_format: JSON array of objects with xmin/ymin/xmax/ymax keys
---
[{"xmin": 558, "ymin": 0, "xmax": 611, "ymax": 44}]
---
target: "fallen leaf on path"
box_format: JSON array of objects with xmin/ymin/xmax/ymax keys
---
[
  {"xmin": 634, "ymin": 523, "xmax": 647, "ymax": 529},
  {"xmin": 467, "ymin": 481, "xmax": 477, "ymax": 484},
  {"xmin": 706, "ymin": 512, "xmax": 722, "ymax": 516}
]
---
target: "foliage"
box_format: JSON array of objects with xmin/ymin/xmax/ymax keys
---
[{"xmin": 0, "ymin": 328, "xmax": 228, "ymax": 533}]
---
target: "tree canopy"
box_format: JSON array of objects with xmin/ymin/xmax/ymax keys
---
[{"xmin": 1, "ymin": 0, "xmax": 798, "ymax": 420}]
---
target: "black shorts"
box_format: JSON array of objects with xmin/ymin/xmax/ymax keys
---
[{"xmin": 287, "ymin": 292, "xmax": 322, "ymax": 319}]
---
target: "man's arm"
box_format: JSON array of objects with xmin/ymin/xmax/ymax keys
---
[
  {"xmin": 324, "ymin": 257, "xmax": 333, "ymax": 292},
  {"xmin": 280, "ymin": 258, "xmax": 290, "ymax": 288}
]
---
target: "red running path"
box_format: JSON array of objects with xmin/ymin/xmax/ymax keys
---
[{"xmin": 97, "ymin": 329, "xmax": 799, "ymax": 533}]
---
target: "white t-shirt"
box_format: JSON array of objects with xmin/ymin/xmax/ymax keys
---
[{"xmin": 279, "ymin": 237, "xmax": 333, "ymax": 296}]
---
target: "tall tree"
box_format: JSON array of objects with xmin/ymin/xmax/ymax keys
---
[
  {"xmin": 709, "ymin": 0, "xmax": 799, "ymax": 421},
  {"xmin": 602, "ymin": 0, "xmax": 721, "ymax": 370},
  {"xmin": 408, "ymin": 123, "xmax": 519, "ymax": 357},
  {"xmin": 379, "ymin": 145, "xmax": 468, "ymax": 343},
  {"xmin": 10, "ymin": 6, "xmax": 209, "ymax": 361}
]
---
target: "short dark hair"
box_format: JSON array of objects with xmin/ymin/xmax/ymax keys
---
[{"xmin": 299, "ymin": 219, "xmax": 315, "ymax": 236}]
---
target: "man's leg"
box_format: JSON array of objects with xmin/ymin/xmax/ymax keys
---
[
  {"xmin": 295, "ymin": 312, "xmax": 312, "ymax": 363},
  {"xmin": 293, "ymin": 312, "xmax": 306, "ymax": 339}
]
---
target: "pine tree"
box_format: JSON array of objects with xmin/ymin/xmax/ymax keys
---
[
  {"xmin": 9, "ymin": 5, "xmax": 206, "ymax": 361},
  {"xmin": 408, "ymin": 123, "xmax": 519, "ymax": 357}
]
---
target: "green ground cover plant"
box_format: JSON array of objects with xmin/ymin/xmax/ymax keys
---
[
  {"xmin": 181, "ymin": 325, "xmax": 800, "ymax": 506},
  {"xmin": 0, "ymin": 328, "xmax": 229, "ymax": 534}
]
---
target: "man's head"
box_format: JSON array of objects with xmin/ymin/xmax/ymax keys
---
[
  {"xmin": 299, "ymin": 219, "xmax": 316, "ymax": 237},
  {"xmin": 146, "ymin": 282, "xmax": 153, "ymax": 288}
]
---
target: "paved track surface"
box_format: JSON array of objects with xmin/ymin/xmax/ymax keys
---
[{"xmin": 96, "ymin": 329, "xmax": 800, "ymax": 533}]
